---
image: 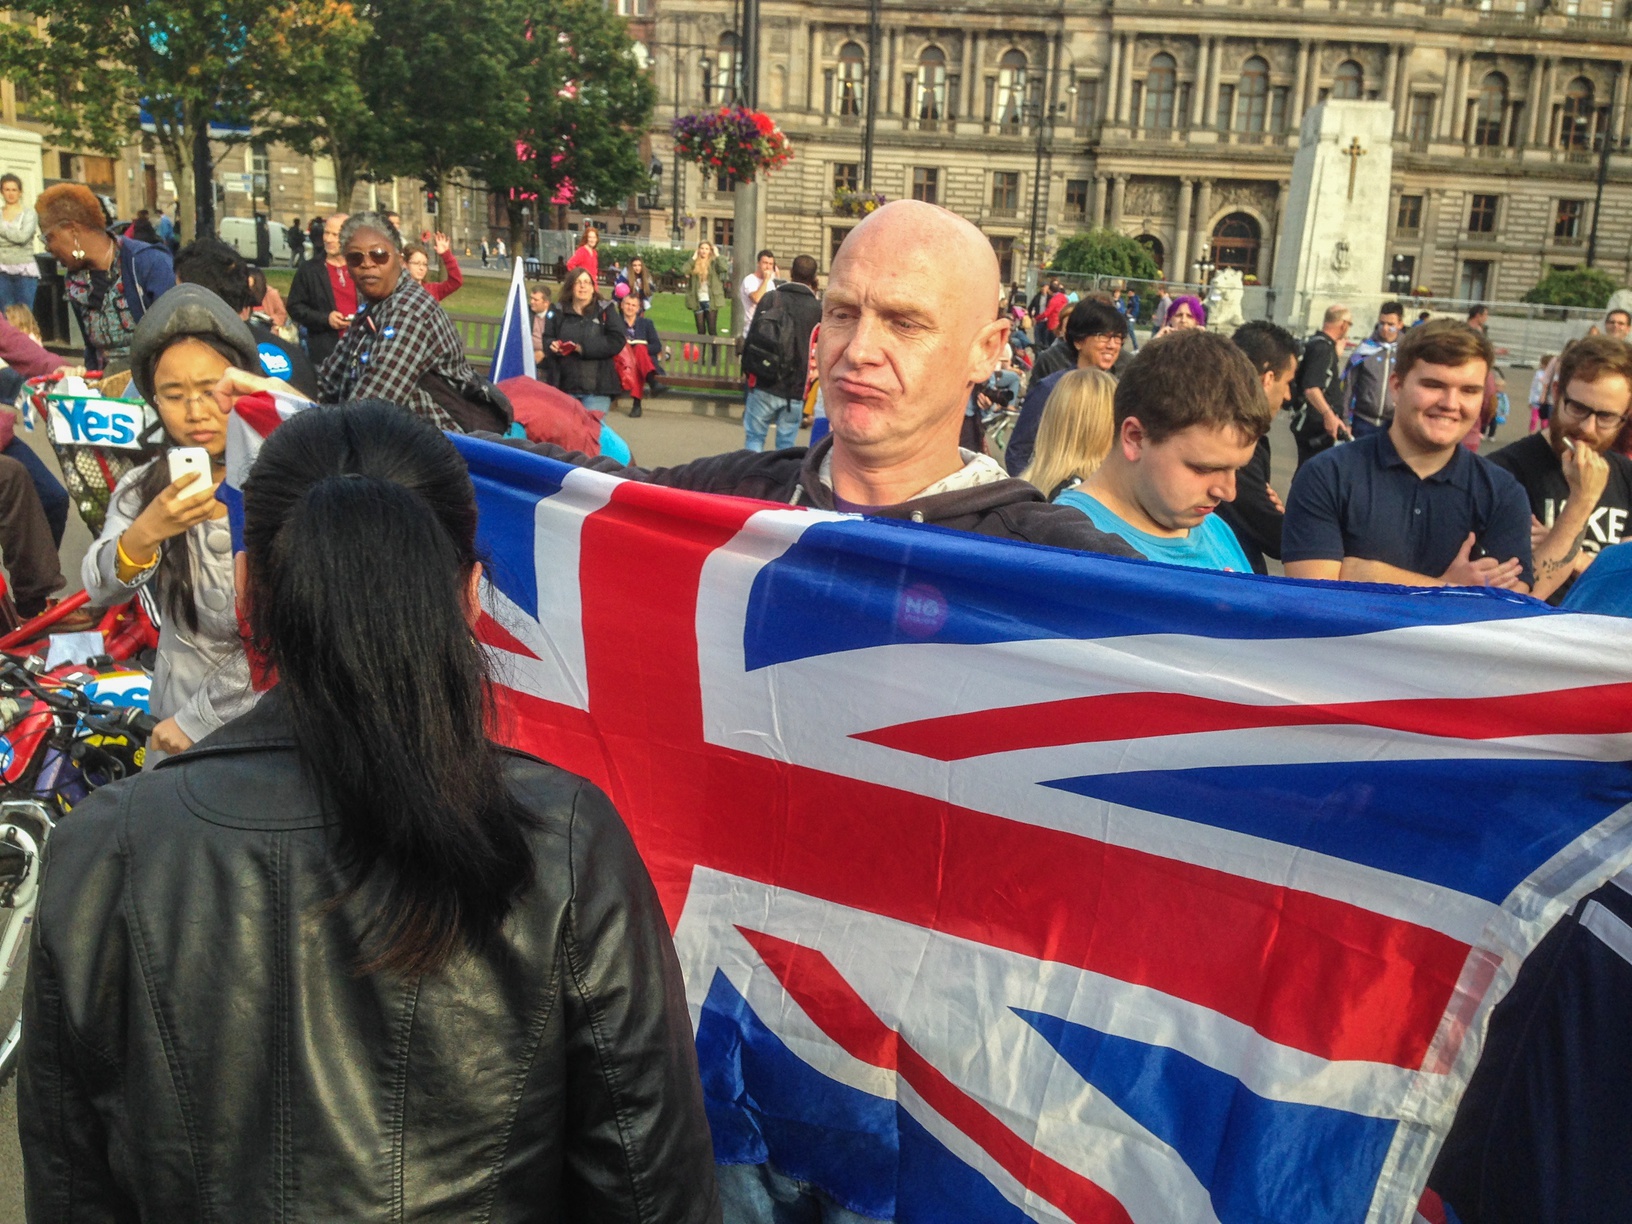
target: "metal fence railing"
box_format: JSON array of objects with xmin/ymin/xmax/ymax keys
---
[{"xmin": 1036, "ymin": 273, "xmax": 1615, "ymax": 367}]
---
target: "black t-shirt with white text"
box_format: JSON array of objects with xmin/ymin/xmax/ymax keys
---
[
  {"xmin": 1488, "ymin": 432, "xmax": 1632, "ymax": 552},
  {"xmin": 1488, "ymin": 431, "xmax": 1632, "ymax": 599}
]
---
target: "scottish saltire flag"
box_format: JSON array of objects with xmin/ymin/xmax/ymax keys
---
[
  {"xmin": 219, "ymin": 388, "xmax": 314, "ymax": 548},
  {"xmin": 489, "ymin": 257, "xmax": 536, "ymax": 384}
]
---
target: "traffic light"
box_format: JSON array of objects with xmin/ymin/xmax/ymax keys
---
[{"xmin": 425, "ymin": 188, "xmax": 438, "ymax": 216}]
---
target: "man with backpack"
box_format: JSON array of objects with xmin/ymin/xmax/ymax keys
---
[
  {"xmin": 1342, "ymin": 300, "xmax": 1404, "ymax": 438},
  {"xmin": 1289, "ymin": 303, "xmax": 1354, "ymax": 469},
  {"xmin": 741, "ymin": 254, "xmax": 822, "ymax": 451}
]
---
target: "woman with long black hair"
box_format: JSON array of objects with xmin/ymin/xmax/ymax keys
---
[{"xmin": 22, "ymin": 402, "xmax": 721, "ymax": 1221}]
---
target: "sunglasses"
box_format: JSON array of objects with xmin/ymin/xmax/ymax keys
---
[{"xmin": 344, "ymin": 246, "xmax": 393, "ymax": 268}]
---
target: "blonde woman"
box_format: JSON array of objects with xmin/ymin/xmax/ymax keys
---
[
  {"xmin": 685, "ymin": 241, "xmax": 726, "ymax": 335},
  {"xmin": 1020, "ymin": 368, "xmax": 1117, "ymax": 501}
]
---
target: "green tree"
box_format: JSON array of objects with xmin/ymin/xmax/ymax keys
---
[
  {"xmin": 1521, "ymin": 266, "xmax": 1620, "ymax": 310},
  {"xmin": 0, "ymin": 0, "xmax": 362, "ymax": 239},
  {"xmin": 357, "ymin": 0, "xmax": 529, "ymax": 221},
  {"xmin": 469, "ymin": 0, "xmax": 656, "ymax": 252},
  {"xmin": 1050, "ymin": 229, "xmax": 1161, "ymax": 281},
  {"xmin": 272, "ymin": 8, "xmax": 375, "ymax": 212}
]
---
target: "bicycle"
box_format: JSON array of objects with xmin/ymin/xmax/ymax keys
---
[{"xmin": 0, "ymin": 656, "xmax": 156, "ymax": 1089}]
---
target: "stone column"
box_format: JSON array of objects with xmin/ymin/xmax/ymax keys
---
[
  {"xmin": 1536, "ymin": 57, "xmax": 1556, "ymax": 146},
  {"xmin": 1266, "ymin": 179, "xmax": 1290, "ymax": 285},
  {"xmin": 1453, "ymin": 53, "xmax": 1472, "ymax": 143},
  {"xmin": 1193, "ymin": 178, "xmax": 1214, "ymax": 276},
  {"xmin": 1611, "ymin": 61, "xmax": 1629, "ymax": 144},
  {"xmin": 1203, "ymin": 38, "xmax": 1222, "ymax": 128},
  {"xmin": 1197, "ymin": 37, "xmax": 1218, "ymax": 128},
  {"xmin": 967, "ymin": 32, "xmax": 983, "ymax": 121},
  {"xmin": 1291, "ymin": 40, "xmax": 1310, "ymax": 130},
  {"xmin": 886, "ymin": 28, "xmax": 899, "ymax": 115},
  {"xmin": 1105, "ymin": 33, "xmax": 1122, "ymax": 124},
  {"xmin": 1436, "ymin": 53, "xmax": 1455, "ymax": 139},
  {"xmin": 1392, "ymin": 48, "xmax": 1411, "ymax": 136},
  {"xmin": 1109, "ymin": 174, "xmax": 1128, "ymax": 229},
  {"xmin": 1173, "ymin": 177, "xmax": 1194, "ymax": 281},
  {"xmin": 1383, "ymin": 45, "xmax": 1400, "ymax": 113},
  {"xmin": 1091, "ymin": 173, "xmax": 1108, "ymax": 227},
  {"xmin": 1303, "ymin": 42, "xmax": 1322, "ymax": 112},
  {"xmin": 1419, "ymin": 187, "xmax": 1443, "ymax": 295},
  {"xmin": 1523, "ymin": 56, "xmax": 1544, "ymax": 147},
  {"xmin": 1118, "ymin": 34, "xmax": 1136, "ymax": 126}
]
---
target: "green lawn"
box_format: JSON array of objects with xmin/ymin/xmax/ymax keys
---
[{"xmin": 265, "ymin": 267, "xmax": 732, "ymax": 335}]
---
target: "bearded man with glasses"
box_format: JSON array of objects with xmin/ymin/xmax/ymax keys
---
[
  {"xmin": 317, "ymin": 212, "xmax": 509, "ymax": 433},
  {"xmin": 1488, "ymin": 334, "xmax": 1632, "ymax": 601}
]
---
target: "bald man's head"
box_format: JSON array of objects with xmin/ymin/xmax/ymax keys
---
[
  {"xmin": 835, "ymin": 201, "xmax": 1001, "ymax": 312},
  {"xmin": 818, "ymin": 202, "xmax": 1009, "ymax": 467}
]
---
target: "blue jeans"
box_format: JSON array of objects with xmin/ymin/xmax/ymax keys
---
[
  {"xmin": 718, "ymin": 1163, "xmax": 886, "ymax": 1224},
  {"xmin": 571, "ymin": 393, "xmax": 611, "ymax": 414},
  {"xmin": 744, "ymin": 388, "xmax": 802, "ymax": 452},
  {"xmin": 4, "ymin": 438, "xmax": 68, "ymax": 548},
  {"xmin": 0, "ymin": 273, "xmax": 38, "ymax": 313}
]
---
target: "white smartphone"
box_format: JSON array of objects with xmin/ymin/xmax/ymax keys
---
[{"xmin": 166, "ymin": 446, "xmax": 212, "ymax": 498}]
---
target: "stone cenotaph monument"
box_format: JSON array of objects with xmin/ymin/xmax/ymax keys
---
[{"xmin": 1272, "ymin": 100, "xmax": 1395, "ymax": 335}]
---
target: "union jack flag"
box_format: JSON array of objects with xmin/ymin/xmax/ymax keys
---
[{"xmin": 454, "ymin": 434, "xmax": 1632, "ymax": 1224}]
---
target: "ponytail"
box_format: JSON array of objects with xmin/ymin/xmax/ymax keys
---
[{"xmin": 242, "ymin": 401, "xmax": 533, "ymax": 977}]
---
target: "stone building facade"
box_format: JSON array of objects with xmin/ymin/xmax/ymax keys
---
[{"xmin": 646, "ymin": 0, "xmax": 1632, "ymax": 301}]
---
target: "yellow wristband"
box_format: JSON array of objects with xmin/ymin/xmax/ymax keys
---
[{"xmin": 116, "ymin": 536, "xmax": 158, "ymax": 575}]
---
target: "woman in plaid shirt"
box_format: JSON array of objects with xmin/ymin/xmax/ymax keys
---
[{"xmin": 318, "ymin": 212, "xmax": 505, "ymax": 432}]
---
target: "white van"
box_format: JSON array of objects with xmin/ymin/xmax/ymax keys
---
[{"xmin": 218, "ymin": 215, "xmax": 269, "ymax": 264}]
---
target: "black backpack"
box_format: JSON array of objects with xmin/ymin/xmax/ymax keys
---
[{"xmin": 741, "ymin": 288, "xmax": 802, "ymax": 388}]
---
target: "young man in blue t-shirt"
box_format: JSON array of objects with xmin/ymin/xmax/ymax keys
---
[{"xmin": 1053, "ymin": 328, "xmax": 1271, "ymax": 572}]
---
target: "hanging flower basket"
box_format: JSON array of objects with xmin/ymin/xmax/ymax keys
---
[
  {"xmin": 671, "ymin": 105, "xmax": 793, "ymax": 185},
  {"xmin": 832, "ymin": 188, "xmax": 887, "ymax": 219}
]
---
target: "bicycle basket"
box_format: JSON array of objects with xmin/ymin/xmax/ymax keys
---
[{"xmin": 34, "ymin": 386, "xmax": 160, "ymax": 538}]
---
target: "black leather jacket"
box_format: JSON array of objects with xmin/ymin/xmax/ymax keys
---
[{"xmin": 19, "ymin": 691, "xmax": 721, "ymax": 1222}]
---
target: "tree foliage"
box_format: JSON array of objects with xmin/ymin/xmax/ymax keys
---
[
  {"xmin": 1521, "ymin": 266, "xmax": 1620, "ymax": 310},
  {"xmin": 1050, "ymin": 229, "xmax": 1161, "ymax": 281},
  {"xmin": 468, "ymin": 0, "xmax": 656, "ymax": 249},
  {"xmin": 0, "ymin": 0, "xmax": 655, "ymax": 244},
  {"xmin": 0, "ymin": 0, "xmax": 362, "ymax": 238}
]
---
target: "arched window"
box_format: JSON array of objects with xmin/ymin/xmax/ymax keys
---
[
  {"xmin": 1236, "ymin": 56, "xmax": 1269, "ymax": 132},
  {"xmin": 713, "ymin": 32, "xmax": 740, "ymax": 105},
  {"xmin": 1332, "ymin": 59, "xmax": 1364, "ymax": 100},
  {"xmin": 1561, "ymin": 76, "xmax": 1595, "ymax": 149},
  {"xmin": 997, "ymin": 49, "xmax": 1028, "ymax": 134},
  {"xmin": 1475, "ymin": 72, "xmax": 1508, "ymax": 147},
  {"xmin": 1144, "ymin": 53, "xmax": 1177, "ymax": 131},
  {"xmin": 918, "ymin": 45, "xmax": 948, "ymax": 121},
  {"xmin": 1212, "ymin": 212, "xmax": 1262, "ymax": 276},
  {"xmin": 838, "ymin": 41, "xmax": 865, "ymax": 117},
  {"xmin": 1136, "ymin": 234, "xmax": 1166, "ymax": 273}
]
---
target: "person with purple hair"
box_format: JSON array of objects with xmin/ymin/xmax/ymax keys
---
[{"xmin": 1157, "ymin": 294, "xmax": 1206, "ymax": 335}]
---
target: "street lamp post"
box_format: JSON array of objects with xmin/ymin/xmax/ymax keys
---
[
  {"xmin": 1387, "ymin": 253, "xmax": 1412, "ymax": 297},
  {"xmin": 1194, "ymin": 250, "xmax": 1216, "ymax": 285},
  {"xmin": 1586, "ymin": 99, "xmax": 1628, "ymax": 268},
  {"xmin": 1024, "ymin": 46, "xmax": 1074, "ymax": 284}
]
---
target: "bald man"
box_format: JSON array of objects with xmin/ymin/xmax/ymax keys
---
[{"xmin": 496, "ymin": 201, "xmax": 1138, "ymax": 557}]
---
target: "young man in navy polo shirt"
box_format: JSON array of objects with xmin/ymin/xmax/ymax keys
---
[{"xmin": 1282, "ymin": 319, "xmax": 1532, "ymax": 590}]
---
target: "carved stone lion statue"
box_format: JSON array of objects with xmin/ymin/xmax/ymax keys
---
[{"xmin": 1210, "ymin": 267, "xmax": 1246, "ymax": 331}]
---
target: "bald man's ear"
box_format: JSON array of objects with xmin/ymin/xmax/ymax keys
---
[{"xmin": 967, "ymin": 315, "xmax": 1011, "ymax": 387}]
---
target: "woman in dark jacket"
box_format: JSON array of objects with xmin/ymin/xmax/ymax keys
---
[
  {"xmin": 613, "ymin": 287, "xmax": 664, "ymax": 417},
  {"xmin": 540, "ymin": 266, "xmax": 625, "ymax": 412},
  {"xmin": 285, "ymin": 212, "xmax": 355, "ymax": 365},
  {"xmin": 19, "ymin": 402, "xmax": 721, "ymax": 1222},
  {"xmin": 36, "ymin": 182, "xmax": 173, "ymax": 370}
]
